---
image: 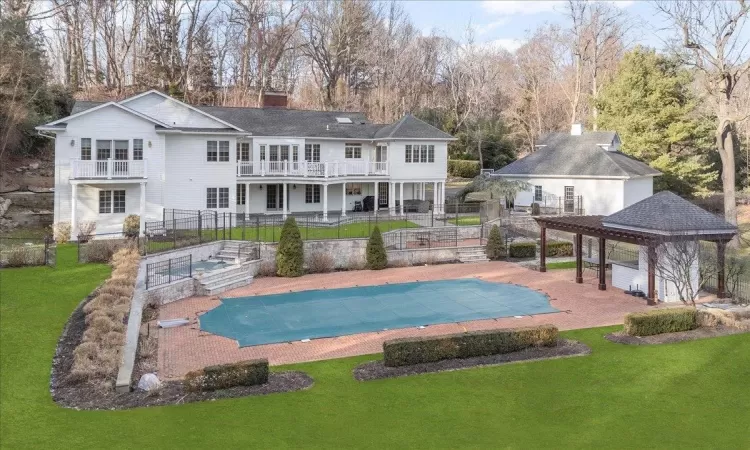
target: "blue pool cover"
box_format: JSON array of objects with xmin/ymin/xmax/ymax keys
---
[{"xmin": 200, "ymin": 279, "xmax": 558, "ymax": 347}]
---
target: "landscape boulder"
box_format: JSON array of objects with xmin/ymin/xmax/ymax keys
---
[{"xmin": 137, "ymin": 373, "xmax": 161, "ymax": 391}]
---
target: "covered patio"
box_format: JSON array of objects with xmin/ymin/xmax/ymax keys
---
[{"xmin": 535, "ymin": 192, "xmax": 737, "ymax": 305}]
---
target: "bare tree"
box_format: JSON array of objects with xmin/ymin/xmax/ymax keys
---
[
  {"xmin": 653, "ymin": 238, "xmax": 713, "ymax": 306},
  {"xmin": 654, "ymin": 0, "xmax": 750, "ymax": 241}
]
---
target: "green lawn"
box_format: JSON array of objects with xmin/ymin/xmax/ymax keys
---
[
  {"xmin": 546, "ymin": 261, "xmax": 577, "ymax": 270},
  {"xmin": 2, "ymin": 248, "xmax": 750, "ymax": 448},
  {"xmin": 446, "ymin": 215, "xmax": 481, "ymax": 226}
]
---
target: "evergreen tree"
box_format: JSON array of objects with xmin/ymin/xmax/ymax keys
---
[
  {"xmin": 366, "ymin": 226, "xmax": 387, "ymax": 270},
  {"xmin": 189, "ymin": 26, "xmax": 216, "ymax": 102},
  {"xmin": 595, "ymin": 47, "xmax": 717, "ymax": 197},
  {"xmin": 276, "ymin": 217, "xmax": 304, "ymax": 277},
  {"xmin": 485, "ymin": 225, "xmax": 504, "ymax": 260}
]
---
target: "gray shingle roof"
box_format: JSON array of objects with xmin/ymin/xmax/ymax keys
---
[
  {"xmin": 374, "ymin": 114, "xmax": 454, "ymax": 140},
  {"xmin": 67, "ymin": 100, "xmax": 453, "ymax": 140},
  {"xmin": 603, "ymin": 191, "xmax": 736, "ymax": 234},
  {"xmin": 494, "ymin": 131, "xmax": 660, "ymax": 178}
]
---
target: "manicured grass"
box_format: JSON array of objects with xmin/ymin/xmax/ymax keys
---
[
  {"xmin": 2, "ymin": 250, "xmax": 750, "ymax": 448},
  {"xmin": 446, "ymin": 215, "xmax": 481, "ymax": 225},
  {"xmin": 546, "ymin": 261, "xmax": 577, "ymax": 270}
]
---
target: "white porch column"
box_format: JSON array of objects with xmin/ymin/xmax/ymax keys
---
[
  {"xmin": 420, "ymin": 182, "xmax": 425, "ymax": 200},
  {"xmin": 282, "ymin": 183, "xmax": 288, "ymax": 219},
  {"xmin": 440, "ymin": 181, "xmax": 446, "ymax": 214},
  {"xmin": 433, "ymin": 181, "xmax": 438, "ymax": 213},
  {"xmin": 70, "ymin": 184, "xmax": 77, "ymax": 240},
  {"xmin": 245, "ymin": 183, "xmax": 251, "ymax": 216},
  {"xmin": 373, "ymin": 182, "xmax": 379, "ymax": 212},
  {"xmin": 322, "ymin": 183, "xmax": 329, "ymax": 221},
  {"xmin": 399, "ymin": 182, "xmax": 404, "ymax": 215},
  {"xmin": 388, "ymin": 182, "xmax": 395, "ymax": 214},
  {"xmin": 139, "ymin": 182, "xmax": 146, "ymax": 236},
  {"xmin": 341, "ymin": 182, "xmax": 347, "ymax": 217}
]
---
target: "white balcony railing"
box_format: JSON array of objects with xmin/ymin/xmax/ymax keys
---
[
  {"xmin": 71, "ymin": 159, "xmax": 147, "ymax": 179},
  {"xmin": 236, "ymin": 160, "xmax": 388, "ymax": 178}
]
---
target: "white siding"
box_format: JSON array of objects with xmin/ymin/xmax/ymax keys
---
[
  {"xmin": 508, "ymin": 177, "xmax": 625, "ymax": 215},
  {"xmin": 623, "ymin": 177, "xmax": 653, "ymax": 208},
  {"xmin": 387, "ymin": 141, "xmax": 448, "ymax": 182},
  {"xmin": 612, "ymin": 245, "xmax": 699, "ymax": 302},
  {"xmin": 162, "ymin": 134, "xmax": 238, "ymax": 211},
  {"xmin": 123, "ymin": 93, "xmax": 228, "ymax": 128},
  {"xmin": 75, "ymin": 184, "xmax": 144, "ymax": 234}
]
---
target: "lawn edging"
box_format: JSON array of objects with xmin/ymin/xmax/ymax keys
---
[{"xmin": 606, "ymin": 326, "xmax": 749, "ymax": 345}]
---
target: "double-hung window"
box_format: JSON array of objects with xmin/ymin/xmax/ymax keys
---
[
  {"xmin": 534, "ymin": 185, "xmax": 543, "ymax": 202},
  {"xmin": 219, "ymin": 141, "xmax": 229, "ymax": 161},
  {"xmin": 259, "ymin": 145, "xmax": 266, "ymax": 161},
  {"xmin": 292, "ymin": 145, "xmax": 299, "ymax": 162},
  {"xmin": 237, "ymin": 142, "xmax": 250, "ymax": 161},
  {"xmin": 428, "ymin": 145, "xmax": 435, "ymax": 163},
  {"xmin": 96, "ymin": 140, "xmax": 111, "ymax": 160},
  {"xmin": 81, "ymin": 138, "xmax": 92, "ymax": 160},
  {"xmin": 345, "ymin": 143, "xmax": 362, "ymax": 159},
  {"xmin": 405, "ymin": 145, "xmax": 412, "ymax": 163},
  {"xmin": 346, "ymin": 183, "xmax": 362, "ymax": 195},
  {"xmin": 207, "ymin": 141, "xmax": 229, "ymax": 162},
  {"xmin": 405, "ymin": 144, "xmax": 435, "ymax": 163},
  {"xmin": 133, "ymin": 139, "xmax": 143, "ymax": 160},
  {"xmin": 305, "ymin": 185, "xmax": 321, "ymax": 203},
  {"xmin": 206, "ymin": 187, "xmax": 229, "ymax": 208},
  {"xmin": 114, "ymin": 140, "xmax": 129, "ymax": 160},
  {"xmin": 99, "ymin": 190, "xmax": 125, "ymax": 214},
  {"xmin": 236, "ymin": 184, "xmax": 246, "ymax": 205},
  {"xmin": 305, "ymin": 144, "xmax": 321, "ymax": 162},
  {"xmin": 419, "ymin": 145, "xmax": 428, "ymax": 163},
  {"xmin": 218, "ymin": 187, "xmax": 229, "ymax": 208}
]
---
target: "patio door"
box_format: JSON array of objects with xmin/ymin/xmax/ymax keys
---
[
  {"xmin": 378, "ymin": 182, "xmax": 389, "ymax": 207},
  {"xmin": 376, "ymin": 145, "xmax": 387, "ymax": 162},
  {"xmin": 113, "ymin": 140, "xmax": 129, "ymax": 176},
  {"xmin": 266, "ymin": 184, "xmax": 285, "ymax": 211},
  {"xmin": 564, "ymin": 186, "xmax": 575, "ymax": 213}
]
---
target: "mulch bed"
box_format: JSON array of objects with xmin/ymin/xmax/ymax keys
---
[
  {"xmin": 352, "ymin": 339, "xmax": 590, "ymax": 381},
  {"xmin": 605, "ymin": 326, "xmax": 749, "ymax": 345},
  {"xmin": 51, "ymin": 292, "xmax": 313, "ymax": 411}
]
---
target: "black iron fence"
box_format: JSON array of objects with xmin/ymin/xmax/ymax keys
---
[
  {"xmin": 145, "ymin": 254, "xmax": 192, "ymax": 289},
  {"xmin": 383, "ymin": 227, "xmax": 485, "ymax": 250},
  {"xmin": 0, "ymin": 236, "xmax": 55, "ymax": 268}
]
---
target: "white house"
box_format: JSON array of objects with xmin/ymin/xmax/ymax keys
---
[
  {"xmin": 493, "ymin": 125, "xmax": 661, "ymax": 215},
  {"xmin": 36, "ymin": 90, "xmax": 454, "ymax": 238}
]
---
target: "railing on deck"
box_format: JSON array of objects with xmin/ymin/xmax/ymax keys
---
[
  {"xmin": 145, "ymin": 254, "xmax": 192, "ymax": 289},
  {"xmin": 236, "ymin": 160, "xmax": 388, "ymax": 178},
  {"xmin": 71, "ymin": 159, "xmax": 147, "ymax": 179}
]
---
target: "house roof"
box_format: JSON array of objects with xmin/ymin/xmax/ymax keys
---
[
  {"xmin": 61, "ymin": 99, "xmax": 453, "ymax": 140},
  {"xmin": 494, "ymin": 131, "xmax": 660, "ymax": 178},
  {"xmin": 602, "ymin": 191, "xmax": 736, "ymax": 234},
  {"xmin": 373, "ymin": 114, "xmax": 454, "ymax": 140}
]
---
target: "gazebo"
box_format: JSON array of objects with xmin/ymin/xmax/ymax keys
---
[{"xmin": 534, "ymin": 191, "xmax": 737, "ymax": 305}]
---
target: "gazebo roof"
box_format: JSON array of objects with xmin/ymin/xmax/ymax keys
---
[{"xmin": 603, "ymin": 191, "xmax": 736, "ymax": 235}]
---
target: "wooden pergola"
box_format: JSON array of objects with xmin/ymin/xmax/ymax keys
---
[{"xmin": 534, "ymin": 215, "xmax": 735, "ymax": 306}]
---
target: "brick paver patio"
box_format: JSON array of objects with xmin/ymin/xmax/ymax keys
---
[{"xmin": 157, "ymin": 262, "xmax": 656, "ymax": 379}]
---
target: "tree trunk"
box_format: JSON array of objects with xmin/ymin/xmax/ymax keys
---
[{"xmin": 717, "ymin": 116, "xmax": 739, "ymax": 246}]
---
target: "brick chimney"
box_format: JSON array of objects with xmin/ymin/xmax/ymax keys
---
[{"xmin": 262, "ymin": 92, "xmax": 288, "ymax": 108}]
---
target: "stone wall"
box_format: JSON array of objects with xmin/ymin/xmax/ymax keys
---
[{"xmin": 261, "ymin": 239, "xmax": 368, "ymax": 269}]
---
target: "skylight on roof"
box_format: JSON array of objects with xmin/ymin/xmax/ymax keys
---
[{"xmin": 336, "ymin": 117, "xmax": 353, "ymax": 124}]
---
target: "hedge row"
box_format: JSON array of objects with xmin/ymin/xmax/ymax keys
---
[
  {"xmin": 382, "ymin": 325, "xmax": 558, "ymax": 367},
  {"xmin": 448, "ymin": 160, "xmax": 481, "ymax": 178},
  {"xmin": 184, "ymin": 359, "xmax": 269, "ymax": 391},
  {"xmin": 545, "ymin": 241, "xmax": 573, "ymax": 257},
  {"xmin": 623, "ymin": 308, "xmax": 698, "ymax": 337},
  {"xmin": 509, "ymin": 242, "xmax": 536, "ymax": 258}
]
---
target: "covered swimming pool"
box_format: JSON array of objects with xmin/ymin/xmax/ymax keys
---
[{"xmin": 199, "ymin": 279, "xmax": 558, "ymax": 347}]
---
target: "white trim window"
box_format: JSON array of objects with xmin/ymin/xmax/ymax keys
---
[
  {"xmin": 133, "ymin": 139, "xmax": 143, "ymax": 160},
  {"xmin": 305, "ymin": 144, "xmax": 321, "ymax": 162},
  {"xmin": 99, "ymin": 190, "xmax": 125, "ymax": 214},
  {"xmin": 81, "ymin": 138, "xmax": 92, "ymax": 160},
  {"xmin": 405, "ymin": 144, "xmax": 435, "ymax": 163},
  {"xmin": 259, "ymin": 144, "xmax": 266, "ymax": 161},
  {"xmin": 237, "ymin": 142, "xmax": 250, "ymax": 161},
  {"xmin": 207, "ymin": 140, "xmax": 229, "ymax": 162},
  {"xmin": 305, "ymin": 184, "xmax": 321, "ymax": 203},
  {"xmin": 345, "ymin": 143, "xmax": 362, "ymax": 159},
  {"xmin": 405, "ymin": 144, "xmax": 412, "ymax": 163},
  {"xmin": 534, "ymin": 185, "xmax": 543, "ymax": 202},
  {"xmin": 236, "ymin": 184, "xmax": 246, "ymax": 205},
  {"xmin": 206, "ymin": 187, "xmax": 230, "ymax": 208},
  {"xmin": 346, "ymin": 183, "xmax": 362, "ymax": 195}
]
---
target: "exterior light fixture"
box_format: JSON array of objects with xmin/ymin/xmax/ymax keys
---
[
  {"xmin": 70, "ymin": 139, "xmax": 75, "ymax": 146},
  {"xmin": 259, "ymin": 185, "xmax": 263, "ymax": 190}
]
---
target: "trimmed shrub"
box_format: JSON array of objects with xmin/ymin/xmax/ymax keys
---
[
  {"xmin": 81, "ymin": 239, "xmax": 128, "ymax": 263},
  {"xmin": 448, "ymin": 159, "xmax": 481, "ymax": 178},
  {"xmin": 276, "ymin": 217, "xmax": 304, "ymax": 277},
  {"xmin": 531, "ymin": 202, "xmax": 541, "ymax": 216},
  {"xmin": 545, "ymin": 240, "xmax": 574, "ymax": 257},
  {"xmin": 307, "ymin": 251, "xmax": 335, "ymax": 273},
  {"xmin": 123, "ymin": 214, "xmax": 140, "ymax": 238},
  {"xmin": 623, "ymin": 308, "xmax": 698, "ymax": 336},
  {"xmin": 366, "ymin": 226, "xmax": 387, "ymax": 270},
  {"xmin": 3, "ymin": 245, "xmax": 45, "ymax": 267},
  {"xmin": 509, "ymin": 242, "xmax": 536, "ymax": 258},
  {"xmin": 383, "ymin": 325, "xmax": 558, "ymax": 367},
  {"xmin": 184, "ymin": 359, "xmax": 269, "ymax": 392},
  {"xmin": 485, "ymin": 225, "xmax": 504, "ymax": 260}
]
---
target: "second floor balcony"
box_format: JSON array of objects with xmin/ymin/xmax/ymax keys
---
[
  {"xmin": 70, "ymin": 159, "xmax": 148, "ymax": 180},
  {"xmin": 237, "ymin": 160, "xmax": 388, "ymax": 178}
]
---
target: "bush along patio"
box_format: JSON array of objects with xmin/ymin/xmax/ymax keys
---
[{"xmin": 2, "ymin": 250, "xmax": 750, "ymax": 447}]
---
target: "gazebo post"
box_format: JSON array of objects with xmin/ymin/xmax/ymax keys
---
[
  {"xmin": 539, "ymin": 224, "xmax": 547, "ymax": 272},
  {"xmin": 598, "ymin": 237, "xmax": 606, "ymax": 290},
  {"xmin": 717, "ymin": 240, "xmax": 727, "ymax": 299},
  {"xmin": 575, "ymin": 233, "xmax": 583, "ymax": 283},
  {"xmin": 647, "ymin": 245, "xmax": 657, "ymax": 305}
]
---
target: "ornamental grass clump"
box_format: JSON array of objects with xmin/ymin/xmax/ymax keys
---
[
  {"xmin": 276, "ymin": 217, "xmax": 304, "ymax": 277},
  {"xmin": 69, "ymin": 247, "xmax": 140, "ymax": 385},
  {"xmin": 485, "ymin": 225, "xmax": 504, "ymax": 260},
  {"xmin": 366, "ymin": 226, "xmax": 387, "ymax": 270}
]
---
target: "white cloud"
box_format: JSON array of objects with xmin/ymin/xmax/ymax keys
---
[
  {"xmin": 480, "ymin": 0, "xmax": 634, "ymax": 16},
  {"xmin": 474, "ymin": 19, "xmax": 511, "ymax": 35}
]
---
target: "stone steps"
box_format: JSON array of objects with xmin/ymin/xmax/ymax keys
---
[
  {"xmin": 194, "ymin": 263, "xmax": 254, "ymax": 296},
  {"xmin": 457, "ymin": 247, "xmax": 489, "ymax": 263}
]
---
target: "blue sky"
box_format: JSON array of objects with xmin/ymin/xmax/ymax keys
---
[{"xmin": 401, "ymin": 0, "xmax": 673, "ymax": 51}]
